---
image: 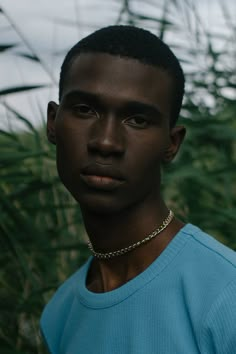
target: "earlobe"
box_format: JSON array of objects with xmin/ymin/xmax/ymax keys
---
[
  {"xmin": 47, "ymin": 101, "xmax": 58, "ymax": 145},
  {"xmin": 162, "ymin": 125, "xmax": 186, "ymax": 163}
]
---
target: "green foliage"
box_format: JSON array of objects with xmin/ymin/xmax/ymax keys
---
[
  {"xmin": 0, "ymin": 121, "xmax": 90, "ymax": 353},
  {"xmin": 163, "ymin": 99, "xmax": 236, "ymax": 249},
  {"xmin": 0, "ymin": 1, "xmax": 235, "ymax": 353}
]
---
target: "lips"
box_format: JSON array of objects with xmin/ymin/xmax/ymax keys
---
[{"xmin": 80, "ymin": 163, "xmax": 125, "ymax": 191}]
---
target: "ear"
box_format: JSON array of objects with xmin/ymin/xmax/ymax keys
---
[
  {"xmin": 47, "ymin": 101, "xmax": 58, "ymax": 145},
  {"xmin": 162, "ymin": 125, "xmax": 186, "ymax": 163}
]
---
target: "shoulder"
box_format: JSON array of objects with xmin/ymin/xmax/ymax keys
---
[
  {"xmin": 178, "ymin": 224, "xmax": 236, "ymax": 299},
  {"xmin": 40, "ymin": 260, "xmax": 90, "ymax": 353},
  {"xmin": 178, "ymin": 225, "xmax": 236, "ymax": 353},
  {"xmin": 181, "ymin": 223, "xmax": 236, "ymax": 271},
  {"xmin": 199, "ymin": 277, "xmax": 236, "ymax": 354}
]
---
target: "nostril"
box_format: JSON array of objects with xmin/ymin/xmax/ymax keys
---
[{"xmin": 87, "ymin": 135, "xmax": 124, "ymax": 156}]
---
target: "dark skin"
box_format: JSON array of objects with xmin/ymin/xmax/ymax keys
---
[{"xmin": 47, "ymin": 53, "xmax": 186, "ymax": 293}]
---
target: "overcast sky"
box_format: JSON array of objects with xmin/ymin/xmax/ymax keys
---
[{"xmin": 0, "ymin": 0, "xmax": 235, "ymax": 130}]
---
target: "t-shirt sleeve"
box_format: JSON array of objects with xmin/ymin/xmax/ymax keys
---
[{"xmin": 200, "ymin": 277, "xmax": 236, "ymax": 354}]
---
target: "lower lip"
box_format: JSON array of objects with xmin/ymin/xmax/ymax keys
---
[{"xmin": 80, "ymin": 174, "xmax": 124, "ymax": 191}]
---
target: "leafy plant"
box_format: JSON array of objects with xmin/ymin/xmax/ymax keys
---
[{"xmin": 0, "ymin": 1, "xmax": 235, "ymax": 353}]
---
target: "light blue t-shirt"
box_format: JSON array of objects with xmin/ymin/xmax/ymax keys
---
[{"xmin": 40, "ymin": 224, "xmax": 236, "ymax": 353}]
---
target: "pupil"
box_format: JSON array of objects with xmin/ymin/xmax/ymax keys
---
[
  {"xmin": 135, "ymin": 117, "xmax": 145, "ymax": 123},
  {"xmin": 81, "ymin": 105, "xmax": 90, "ymax": 112}
]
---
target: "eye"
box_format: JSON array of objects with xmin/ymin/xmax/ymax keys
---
[
  {"xmin": 72, "ymin": 104, "xmax": 99, "ymax": 118},
  {"xmin": 123, "ymin": 115, "xmax": 149, "ymax": 128}
]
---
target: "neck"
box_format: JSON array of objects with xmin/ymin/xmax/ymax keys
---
[
  {"xmin": 82, "ymin": 198, "xmax": 168, "ymax": 252},
  {"xmin": 87, "ymin": 210, "xmax": 174, "ymax": 259},
  {"xmin": 81, "ymin": 199, "xmax": 184, "ymax": 293}
]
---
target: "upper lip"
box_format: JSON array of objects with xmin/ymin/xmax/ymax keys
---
[{"xmin": 81, "ymin": 163, "xmax": 125, "ymax": 180}]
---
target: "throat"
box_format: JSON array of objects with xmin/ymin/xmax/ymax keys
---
[
  {"xmin": 85, "ymin": 217, "xmax": 185, "ymax": 293},
  {"xmin": 86, "ymin": 257, "xmax": 146, "ymax": 293},
  {"xmin": 87, "ymin": 210, "xmax": 174, "ymax": 260}
]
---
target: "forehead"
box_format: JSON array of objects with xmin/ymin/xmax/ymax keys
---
[{"xmin": 62, "ymin": 53, "xmax": 173, "ymax": 113}]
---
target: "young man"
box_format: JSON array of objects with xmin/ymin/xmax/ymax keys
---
[{"xmin": 41, "ymin": 26, "xmax": 236, "ymax": 353}]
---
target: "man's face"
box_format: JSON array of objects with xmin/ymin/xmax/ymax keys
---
[{"xmin": 48, "ymin": 53, "xmax": 184, "ymax": 214}]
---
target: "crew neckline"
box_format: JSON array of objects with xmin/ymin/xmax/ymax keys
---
[{"xmin": 75, "ymin": 223, "xmax": 194, "ymax": 309}]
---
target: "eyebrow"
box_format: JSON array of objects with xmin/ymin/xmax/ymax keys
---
[
  {"xmin": 62, "ymin": 89, "xmax": 101, "ymax": 106},
  {"xmin": 121, "ymin": 101, "xmax": 161, "ymax": 118},
  {"xmin": 62, "ymin": 89, "xmax": 161, "ymax": 117}
]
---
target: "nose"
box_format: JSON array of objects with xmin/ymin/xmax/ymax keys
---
[{"xmin": 87, "ymin": 116, "xmax": 125, "ymax": 157}]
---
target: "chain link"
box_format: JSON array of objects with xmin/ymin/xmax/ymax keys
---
[{"xmin": 87, "ymin": 210, "xmax": 174, "ymax": 259}]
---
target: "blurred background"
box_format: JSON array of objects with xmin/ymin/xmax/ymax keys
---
[{"xmin": 0, "ymin": 0, "xmax": 236, "ymax": 353}]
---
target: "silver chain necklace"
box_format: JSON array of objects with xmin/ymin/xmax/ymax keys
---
[{"xmin": 87, "ymin": 210, "xmax": 174, "ymax": 260}]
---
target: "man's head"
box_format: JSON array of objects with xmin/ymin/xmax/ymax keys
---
[
  {"xmin": 59, "ymin": 25, "xmax": 185, "ymax": 127},
  {"xmin": 47, "ymin": 25, "xmax": 186, "ymax": 214}
]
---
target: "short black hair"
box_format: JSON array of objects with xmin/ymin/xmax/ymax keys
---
[{"xmin": 59, "ymin": 25, "xmax": 185, "ymax": 126}]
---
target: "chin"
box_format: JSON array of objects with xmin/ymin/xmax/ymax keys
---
[
  {"xmin": 71, "ymin": 190, "xmax": 125, "ymax": 215},
  {"xmin": 80, "ymin": 200, "xmax": 126, "ymax": 216}
]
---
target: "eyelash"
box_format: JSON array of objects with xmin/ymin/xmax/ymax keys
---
[
  {"xmin": 71, "ymin": 104, "xmax": 99, "ymax": 118},
  {"xmin": 70, "ymin": 104, "xmax": 152, "ymax": 128},
  {"xmin": 123, "ymin": 115, "xmax": 150, "ymax": 128}
]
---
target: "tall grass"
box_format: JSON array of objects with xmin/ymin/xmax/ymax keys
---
[
  {"xmin": 0, "ymin": 1, "xmax": 235, "ymax": 352},
  {"xmin": 0, "ymin": 119, "xmax": 89, "ymax": 353}
]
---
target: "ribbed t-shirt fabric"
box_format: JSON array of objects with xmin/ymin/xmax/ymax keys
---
[{"xmin": 40, "ymin": 224, "xmax": 236, "ymax": 353}]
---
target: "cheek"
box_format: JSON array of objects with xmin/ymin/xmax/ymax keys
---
[
  {"xmin": 125, "ymin": 139, "xmax": 166, "ymax": 195},
  {"xmin": 55, "ymin": 119, "xmax": 87, "ymax": 182},
  {"xmin": 128, "ymin": 137, "xmax": 167, "ymax": 174}
]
